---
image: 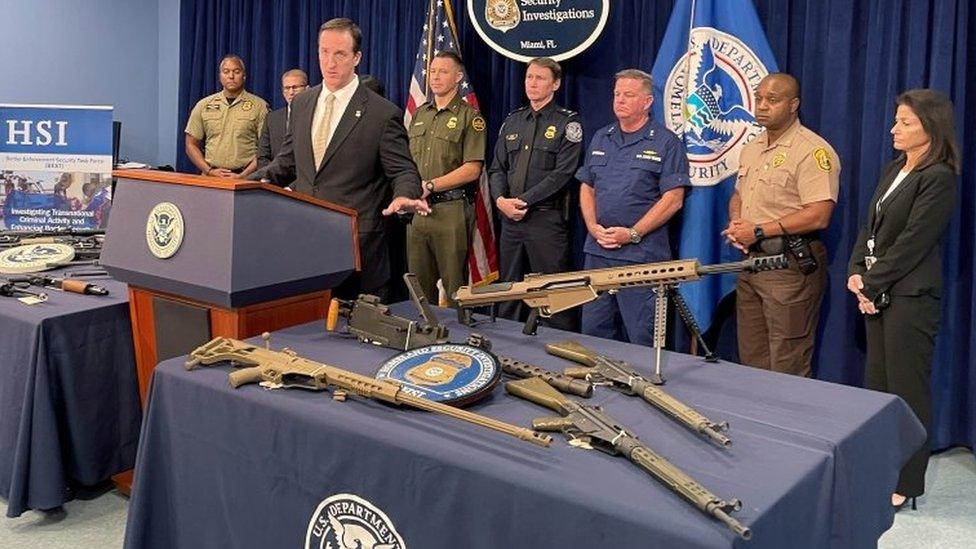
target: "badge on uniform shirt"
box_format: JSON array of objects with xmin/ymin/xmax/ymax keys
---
[
  {"xmin": 813, "ymin": 148, "xmax": 832, "ymax": 171},
  {"xmin": 565, "ymin": 121, "xmax": 582, "ymax": 143},
  {"xmin": 447, "ymin": 116, "xmax": 458, "ymax": 129},
  {"xmin": 472, "ymin": 116, "xmax": 486, "ymax": 132},
  {"xmin": 772, "ymin": 152, "xmax": 787, "ymax": 168},
  {"xmin": 242, "ymin": 100, "xmax": 253, "ymax": 111},
  {"xmin": 544, "ymin": 125, "xmax": 557, "ymax": 139}
]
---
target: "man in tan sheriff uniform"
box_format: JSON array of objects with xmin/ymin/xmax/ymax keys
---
[
  {"xmin": 722, "ymin": 73, "xmax": 840, "ymax": 377},
  {"xmin": 185, "ymin": 54, "xmax": 268, "ymax": 178}
]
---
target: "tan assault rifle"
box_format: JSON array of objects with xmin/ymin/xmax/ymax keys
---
[{"xmin": 185, "ymin": 334, "xmax": 552, "ymax": 448}]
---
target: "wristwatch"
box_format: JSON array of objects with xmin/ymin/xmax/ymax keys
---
[
  {"xmin": 753, "ymin": 225, "xmax": 765, "ymax": 241},
  {"xmin": 423, "ymin": 180, "xmax": 435, "ymax": 193},
  {"xmin": 628, "ymin": 227, "xmax": 642, "ymax": 244}
]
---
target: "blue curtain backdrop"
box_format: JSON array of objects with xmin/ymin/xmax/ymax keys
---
[{"xmin": 176, "ymin": 0, "xmax": 975, "ymax": 452}]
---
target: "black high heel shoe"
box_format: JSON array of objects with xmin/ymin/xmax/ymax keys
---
[{"xmin": 893, "ymin": 495, "xmax": 917, "ymax": 511}]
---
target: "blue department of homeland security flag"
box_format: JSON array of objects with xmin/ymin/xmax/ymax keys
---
[{"xmin": 651, "ymin": 0, "xmax": 779, "ymax": 332}]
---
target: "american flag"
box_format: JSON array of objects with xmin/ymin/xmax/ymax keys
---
[{"xmin": 405, "ymin": 0, "xmax": 498, "ymax": 286}]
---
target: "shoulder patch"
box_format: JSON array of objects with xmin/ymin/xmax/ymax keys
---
[
  {"xmin": 813, "ymin": 148, "xmax": 832, "ymax": 172},
  {"xmin": 472, "ymin": 116, "xmax": 486, "ymax": 132},
  {"xmin": 565, "ymin": 121, "xmax": 582, "ymax": 143}
]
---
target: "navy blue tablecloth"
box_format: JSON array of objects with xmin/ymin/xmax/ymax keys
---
[
  {"xmin": 0, "ymin": 276, "xmax": 141, "ymax": 517},
  {"xmin": 124, "ymin": 306, "xmax": 924, "ymax": 548}
]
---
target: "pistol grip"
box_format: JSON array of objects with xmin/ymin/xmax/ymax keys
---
[{"xmin": 228, "ymin": 367, "xmax": 266, "ymax": 388}]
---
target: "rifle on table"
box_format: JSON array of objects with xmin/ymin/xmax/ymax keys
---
[
  {"xmin": 328, "ymin": 274, "xmax": 594, "ymax": 398},
  {"xmin": 506, "ymin": 377, "xmax": 751, "ymax": 540},
  {"xmin": 6, "ymin": 274, "xmax": 109, "ymax": 296},
  {"xmin": 546, "ymin": 340, "xmax": 730, "ymax": 447},
  {"xmin": 454, "ymin": 255, "xmax": 788, "ymax": 335},
  {"xmin": 185, "ymin": 334, "xmax": 552, "ymax": 448}
]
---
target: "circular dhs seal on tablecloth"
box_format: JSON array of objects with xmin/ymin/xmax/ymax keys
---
[
  {"xmin": 376, "ymin": 343, "xmax": 500, "ymax": 405},
  {"xmin": 468, "ymin": 0, "xmax": 610, "ymax": 62},
  {"xmin": 145, "ymin": 202, "xmax": 184, "ymax": 259},
  {"xmin": 0, "ymin": 243, "xmax": 74, "ymax": 274},
  {"xmin": 664, "ymin": 27, "xmax": 770, "ymax": 186},
  {"xmin": 305, "ymin": 493, "xmax": 406, "ymax": 549}
]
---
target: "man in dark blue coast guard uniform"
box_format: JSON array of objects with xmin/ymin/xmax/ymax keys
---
[{"xmin": 575, "ymin": 69, "xmax": 689, "ymax": 346}]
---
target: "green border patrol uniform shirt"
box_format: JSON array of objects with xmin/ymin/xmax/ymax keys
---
[{"xmin": 407, "ymin": 93, "xmax": 486, "ymax": 180}]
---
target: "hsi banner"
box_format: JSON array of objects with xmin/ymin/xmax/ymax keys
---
[
  {"xmin": 0, "ymin": 104, "xmax": 113, "ymax": 231},
  {"xmin": 650, "ymin": 0, "xmax": 778, "ymax": 331}
]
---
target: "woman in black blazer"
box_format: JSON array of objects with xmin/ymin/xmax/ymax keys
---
[{"xmin": 847, "ymin": 89, "xmax": 959, "ymax": 510}]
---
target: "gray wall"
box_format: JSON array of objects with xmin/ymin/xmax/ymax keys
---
[{"xmin": 0, "ymin": 0, "xmax": 180, "ymax": 166}]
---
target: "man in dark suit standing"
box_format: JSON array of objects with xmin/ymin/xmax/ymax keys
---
[
  {"xmin": 253, "ymin": 18, "xmax": 429, "ymax": 299},
  {"xmin": 257, "ymin": 69, "xmax": 308, "ymax": 181}
]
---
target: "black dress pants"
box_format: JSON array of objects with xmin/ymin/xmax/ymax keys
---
[
  {"xmin": 496, "ymin": 209, "xmax": 577, "ymax": 332},
  {"xmin": 864, "ymin": 293, "xmax": 940, "ymax": 497}
]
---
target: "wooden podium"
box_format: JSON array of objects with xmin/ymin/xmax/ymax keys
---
[{"xmin": 102, "ymin": 170, "xmax": 359, "ymax": 492}]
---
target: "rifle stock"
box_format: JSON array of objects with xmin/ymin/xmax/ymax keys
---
[{"xmin": 505, "ymin": 377, "xmax": 570, "ymax": 413}]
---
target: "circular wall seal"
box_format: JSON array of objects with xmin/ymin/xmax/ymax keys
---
[
  {"xmin": 467, "ymin": 0, "xmax": 610, "ymax": 62},
  {"xmin": 145, "ymin": 202, "xmax": 185, "ymax": 259},
  {"xmin": 376, "ymin": 343, "xmax": 500, "ymax": 406},
  {"xmin": 305, "ymin": 493, "xmax": 405, "ymax": 549},
  {"xmin": 0, "ymin": 243, "xmax": 74, "ymax": 274},
  {"xmin": 663, "ymin": 27, "xmax": 771, "ymax": 186}
]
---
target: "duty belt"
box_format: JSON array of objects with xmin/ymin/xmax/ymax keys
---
[
  {"xmin": 749, "ymin": 233, "xmax": 820, "ymax": 255},
  {"xmin": 428, "ymin": 188, "xmax": 470, "ymax": 205}
]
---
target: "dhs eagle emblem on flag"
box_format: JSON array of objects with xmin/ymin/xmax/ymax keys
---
[
  {"xmin": 664, "ymin": 27, "xmax": 770, "ymax": 186},
  {"xmin": 145, "ymin": 202, "xmax": 185, "ymax": 259}
]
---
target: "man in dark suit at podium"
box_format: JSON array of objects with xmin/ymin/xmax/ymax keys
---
[
  {"xmin": 253, "ymin": 18, "xmax": 429, "ymax": 299},
  {"xmin": 257, "ymin": 68, "xmax": 308, "ymax": 180}
]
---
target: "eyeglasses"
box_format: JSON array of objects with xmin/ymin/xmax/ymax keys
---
[{"xmin": 283, "ymin": 85, "xmax": 308, "ymax": 92}]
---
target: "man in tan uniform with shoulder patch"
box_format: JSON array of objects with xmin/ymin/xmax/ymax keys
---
[
  {"xmin": 722, "ymin": 73, "xmax": 840, "ymax": 377},
  {"xmin": 185, "ymin": 54, "xmax": 268, "ymax": 178}
]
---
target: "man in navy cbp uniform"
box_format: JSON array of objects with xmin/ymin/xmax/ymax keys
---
[
  {"xmin": 575, "ymin": 69, "xmax": 689, "ymax": 346},
  {"xmin": 489, "ymin": 57, "xmax": 583, "ymax": 331}
]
